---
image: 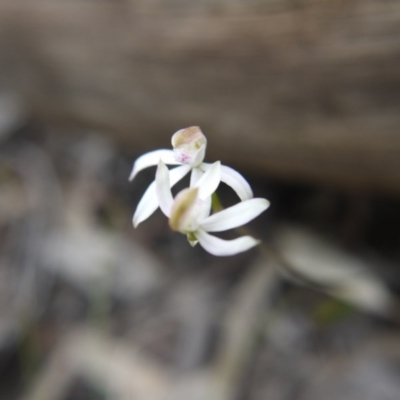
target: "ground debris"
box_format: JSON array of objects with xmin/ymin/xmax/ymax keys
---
[{"xmin": 0, "ymin": 124, "xmax": 400, "ymax": 400}]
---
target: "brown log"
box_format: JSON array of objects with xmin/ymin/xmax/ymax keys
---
[{"xmin": 0, "ymin": 0, "xmax": 400, "ymax": 193}]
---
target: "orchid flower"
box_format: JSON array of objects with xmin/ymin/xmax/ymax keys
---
[
  {"xmin": 156, "ymin": 160, "xmax": 270, "ymax": 256},
  {"xmin": 129, "ymin": 126, "xmax": 253, "ymax": 227}
]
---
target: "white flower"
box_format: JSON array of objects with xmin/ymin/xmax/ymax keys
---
[
  {"xmin": 156, "ymin": 160, "xmax": 270, "ymax": 256},
  {"xmin": 129, "ymin": 126, "xmax": 253, "ymax": 227}
]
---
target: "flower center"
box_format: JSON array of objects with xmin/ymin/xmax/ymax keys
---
[{"xmin": 169, "ymin": 187, "xmax": 208, "ymax": 233}]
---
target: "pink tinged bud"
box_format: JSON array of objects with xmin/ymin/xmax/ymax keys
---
[{"xmin": 171, "ymin": 126, "xmax": 207, "ymax": 167}]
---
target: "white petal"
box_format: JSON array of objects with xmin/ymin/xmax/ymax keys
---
[
  {"xmin": 190, "ymin": 168, "xmax": 203, "ymax": 187},
  {"xmin": 133, "ymin": 164, "xmax": 191, "ymax": 227},
  {"xmin": 195, "ymin": 161, "xmax": 221, "ymax": 200},
  {"xmin": 199, "ymin": 195, "xmax": 212, "ymax": 221},
  {"xmin": 196, "ymin": 229, "xmax": 260, "ymax": 256},
  {"xmin": 156, "ymin": 162, "xmax": 191, "ymax": 217},
  {"xmin": 133, "ymin": 181, "xmax": 158, "ymax": 227},
  {"xmin": 129, "ymin": 149, "xmax": 179, "ymax": 181},
  {"xmin": 220, "ymin": 165, "xmax": 253, "ymax": 200},
  {"xmin": 200, "ymin": 198, "xmax": 269, "ymax": 232}
]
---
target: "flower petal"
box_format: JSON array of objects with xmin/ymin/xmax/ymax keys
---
[
  {"xmin": 133, "ymin": 164, "xmax": 191, "ymax": 227},
  {"xmin": 190, "ymin": 168, "xmax": 203, "ymax": 187},
  {"xmin": 199, "ymin": 195, "xmax": 212, "ymax": 221},
  {"xmin": 196, "ymin": 229, "xmax": 260, "ymax": 256},
  {"xmin": 195, "ymin": 161, "xmax": 221, "ymax": 200},
  {"xmin": 156, "ymin": 162, "xmax": 192, "ymax": 217},
  {"xmin": 132, "ymin": 181, "xmax": 158, "ymax": 227},
  {"xmin": 200, "ymin": 198, "xmax": 270, "ymax": 232},
  {"xmin": 129, "ymin": 149, "xmax": 179, "ymax": 181},
  {"xmin": 220, "ymin": 165, "xmax": 253, "ymax": 200}
]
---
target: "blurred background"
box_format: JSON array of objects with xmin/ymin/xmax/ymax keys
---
[{"xmin": 0, "ymin": 0, "xmax": 400, "ymax": 399}]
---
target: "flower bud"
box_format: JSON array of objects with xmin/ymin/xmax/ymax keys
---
[{"xmin": 171, "ymin": 126, "xmax": 207, "ymax": 167}]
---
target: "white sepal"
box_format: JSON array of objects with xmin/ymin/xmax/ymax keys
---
[
  {"xmin": 156, "ymin": 161, "xmax": 175, "ymax": 217},
  {"xmin": 133, "ymin": 181, "xmax": 158, "ymax": 228},
  {"xmin": 133, "ymin": 164, "xmax": 191, "ymax": 227},
  {"xmin": 196, "ymin": 229, "xmax": 260, "ymax": 257},
  {"xmin": 220, "ymin": 165, "xmax": 253, "ymax": 200},
  {"xmin": 200, "ymin": 198, "xmax": 270, "ymax": 232},
  {"xmin": 129, "ymin": 149, "xmax": 178, "ymax": 181},
  {"xmin": 195, "ymin": 161, "xmax": 221, "ymax": 200},
  {"xmin": 190, "ymin": 168, "xmax": 203, "ymax": 187}
]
